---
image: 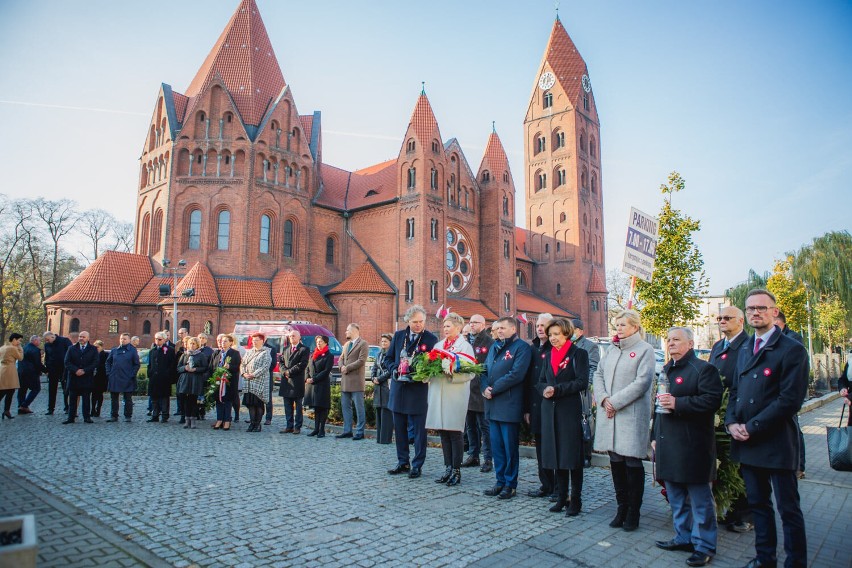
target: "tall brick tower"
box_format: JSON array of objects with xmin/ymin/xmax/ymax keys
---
[{"xmin": 524, "ymin": 16, "xmax": 607, "ymax": 336}]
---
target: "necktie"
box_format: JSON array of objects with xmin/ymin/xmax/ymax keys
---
[
  {"xmin": 346, "ymin": 341, "xmax": 353, "ymax": 354},
  {"xmin": 753, "ymin": 337, "xmax": 762, "ymax": 356},
  {"xmin": 292, "ymin": 346, "xmax": 297, "ymax": 353},
  {"xmin": 722, "ymin": 338, "xmax": 730, "ymax": 350}
]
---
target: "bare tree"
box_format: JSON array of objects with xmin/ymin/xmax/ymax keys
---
[
  {"xmin": 0, "ymin": 196, "xmax": 29, "ymax": 339},
  {"xmin": 77, "ymin": 208, "xmax": 114, "ymax": 262},
  {"xmin": 606, "ymin": 269, "xmax": 641, "ymax": 332},
  {"xmin": 32, "ymin": 198, "xmax": 77, "ymax": 296},
  {"xmin": 109, "ymin": 221, "xmax": 135, "ymax": 253}
]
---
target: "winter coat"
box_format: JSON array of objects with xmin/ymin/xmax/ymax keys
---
[
  {"xmin": 18, "ymin": 343, "xmax": 45, "ymax": 388},
  {"xmin": 0, "ymin": 344, "xmax": 23, "ymax": 390},
  {"xmin": 212, "ymin": 348, "xmax": 241, "ymax": 403},
  {"xmin": 386, "ymin": 327, "xmax": 439, "ymax": 416},
  {"xmin": 339, "ymin": 337, "xmax": 368, "ymax": 392},
  {"xmin": 64, "ymin": 343, "xmax": 98, "ymax": 391},
  {"xmin": 725, "ymin": 327, "xmax": 809, "ymax": 470},
  {"xmin": 43, "ymin": 336, "xmax": 71, "ymax": 376},
  {"xmin": 709, "ymin": 331, "xmax": 750, "ymax": 390},
  {"xmin": 652, "ymin": 350, "xmax": 723, "ymax": 484},
  {"xmin": 304, "ymin": 350, "xmax": 333, "ymax": 409},
  {"xmin": 147, "ymin": 343, "xmax": 177, "ymax": 398},
  {"xmin": 240, "ymin": 347, "xmax": 271, "ymax": 404},
  {"xmin": 467, "ymin": 330, "xmax": 494, "ymax": 414},
  {"xmin": 93, "ymin": 350, "xmax": 109, "ymax": 393},
  {"xmin": 425, "ymin": 335, "xmax": 476, "ymax": 431},
  {"xmin": 106, "ymin": 344, "xmax": 140, "ymax": 393},
  {"xmin": 481, "ymin": 335, "xmax": 532, "ymax": 423},
  {"xmin": 370, "ymin": 349, "xmax": 391, "ymax": 408},
  {"xmin": 177, "ymin": 350, "xmax": 211, "ymax": 397},
  {"xmin": 524, "ymin": 337, "xmax": 550, "ymax": 435},
  {"xmin": 592, "ymin": 332, "xmax": 655, "ymax": 459},
  {"xmin": 279, "ymin": 343, "xmax": 309, "ymax": 399},
  {"xmin": 537, "ymin": 343, "xmax": 589, "ymax": 470}
]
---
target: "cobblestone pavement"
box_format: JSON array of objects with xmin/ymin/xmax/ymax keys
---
[{"xmin": 0, "ymin": 386, "xmax": 849, "ymax": 567}]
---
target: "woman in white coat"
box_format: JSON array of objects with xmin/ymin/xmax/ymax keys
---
[{"xmin": 426, "ymin": 313, "xmax": 476, "ymax": 486}]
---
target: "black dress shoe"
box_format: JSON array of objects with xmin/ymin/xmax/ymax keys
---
[
  {"xmin": 84, "ymin": 419, "xmax": 94, "ymax": 423},
  {"xmin": 726, "ymin": 522, "xmax": 754, "ymax": 533},
  {"xmin": 408, "ymin": 467, "xmax": 422, "ymax": 479},
  {"xmin": 352, "ymin": 434, "xmax": 364, "ymax": 440},
  {"xmin": 741, "ymin": 559, "xmax": 776, "ymax": 568},
  {"xmin": 61, "ymin": 419, "xmax": 75, "ymax": 424},
  {"xmin": 307, "ymin": 430, "xmax": 318, "ymax": 437},
  {"xmin": 461, "ymin": 455, "xmax": 480, "ymax": 468},
  {"xmin": 480, "ymin": 460, "xmax": 493, "ymax": 473},
  {"xmin": 655, "ymin": 540, "xmax": 694, "ymax": 552},
  {"xmin": 45, "ymin": 410, "xmax": 54, "ymax": 415},
  {"xmin": 686, "ymin": 552, "xmax": 713, "ymax": 566},
  {"xmin": 497, "ymin": 487, "xmax": 517, "ymax": 500},
  {"xmin": 549, "ymin": 493, "xmax": 559, "ymax": 502},
  {"xmin": 336, "ymin": 432, "xmax": 353, "ymax": 439},
  {"xmin": 388, "ymin": 464, "xmax": 411, "ymax": 475},
  {"xmin": 483, "ymin": 485, "xmax": 504, "ymax": 496},
  {"xmin": 106, "ymin": 417, "xmax": 118, "ymax": 422},
  {"xmin": 528, "ymin": 487, "xmax": 548, "ymax": 498}
]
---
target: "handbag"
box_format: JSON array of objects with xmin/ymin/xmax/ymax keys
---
[{"xmin": 827, "ymin": 404, "xmax": 852, "ymax": 472}]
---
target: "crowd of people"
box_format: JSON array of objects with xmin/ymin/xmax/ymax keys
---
[{"xmin": 0, "ymin": 287, "xmax": 822, "ymax": 567}]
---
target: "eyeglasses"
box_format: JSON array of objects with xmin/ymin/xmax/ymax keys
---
[
  {"xmin": 716, "ymin": 316, "xmax": 736, "ymax": 322},
  {"xmin": 745, "ymin": 306, "xmax": 774, "ymax": 314}
]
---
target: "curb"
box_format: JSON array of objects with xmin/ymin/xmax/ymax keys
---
[{"xmin": 799, "ymin": 390, "xmax": 840, "ymax": 414}]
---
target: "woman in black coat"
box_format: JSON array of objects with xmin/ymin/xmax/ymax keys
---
[
  {"xmin": 176, "ymin": 337, "xmax": 211, "ymax": 430},
  {"xmin": 370, "ymin": 334, "xmax": 393, "ymax": 444},
  {"xmin": 212, "ymin": 334, "xmax": 241, "ymax": 430},
  {"xmin": 304, "ymin": 335, "xmax": 333, "ymax": 438},
  {"xmin": 537, "ymin": 318, "xmax": 590, "ymax": 516},
  {"xmin": 92, "ymin": 340, "xmax": 109, "ymax": 417}
]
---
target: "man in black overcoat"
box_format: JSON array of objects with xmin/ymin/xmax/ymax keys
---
[
  {"xmin": 725, "ymin": 289, "xmax": 809, "ymax": 568},
  {"xmin": 279, "ymin": 329, "xmax": 309, "ymax": 434},
  {"xmin": 147, "ymin": 332, "xmax": 177, "ymax": 422},
  {"xmin": 653, "ymin": 327, "xmax": 722, "ymax": 567},
  {"xmin": 385, "ymin": 305, "xmax": 438, "ymax": 479},
  {"xmin": 462, "ymin": 314, "xmax": 494, "ymax": 472},
  {"xmin": 524, "ymin": 313, "xmax": 554, "ymax": 498},
  {"xmin": 17, "ymin": 335, "xmax": 46, "ymax": 413},
  {"xmin": 709, "ymin": 305, "xmax": 753, "ymax": 533},
  {"xmin": 42, "ymin": 331, "xmax": 72, "ymax": 415},
  {"xmin": 571, "ymin": 318, "xmax": 600, "ymax": 467},
  {"xmin": 63, "ymin": 331, "xmax": 99, "ymax": 424}
]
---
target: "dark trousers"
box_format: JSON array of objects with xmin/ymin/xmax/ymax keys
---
[
  {"xmin": 68, "ymin": 388, "xmax": 92, "ymax": 420},
  {"xmin": 741, "ymin": 465, "xmax": 807, "ymax": 567},
  {"xmin": 795, "ymin": 416, "xmax": 806, "ymax": 472},
  {"xmin": 110, "ymin": 392, "xmax": 133, "ymax": 418},
  {"xmin": 265, "ymin": 380, "xmax": 274, "ymax": 420},
  {"xmin": 490, "ymin": 420, "xmax": 520, "ymax": 488},
  {"xmin": 0, "ymin": 389, "xmax": 14, "ymax": 413},
  {"xmin": 282, "ymin": 397, "xmax": 303, "ymax": 429},
  {"xmin": 215, "ymin": 400, "xmax": 232, "ymax": 422},
  {"xmin": 465, "ymin": 410, "xmax": 491, "ymax": 461},
  {"xmin": 232, "ymin": 394, "xmax": 240, "ymax": 421},
  {"xmin": 152, "ymin": 396, "xmax": 169, "ymax": 419},
  {"xmin": 534, "ymin": 431, "xmax": 555, "ymax": 493},
  {"xmin": 47, "ymin": 370, "xmax": 68, "ymax": 412},
  {"xmin": 439, "ymin": 430, "xmax": 464, "ymax": 468},
  {"xmin": 375, "ymin": 406, "xmax": 394, "ymax": 444},
  {"xmin": 311, "ymin": 407, "xmax": 328, "ymax": 434},
  {"xmin": 555, "ymin": 467, "xmax": 583, "ymax": 498},
  {"xmin": 393, "ymin": 412, "xmax": 427, "ymax": 469},
  {"xmin": 184, "ymin": 396, "xmax": 199, "ymax": 421},
  {"xmin": 17, "ymin": 377, "xmax": 40, "ymax": 408}
]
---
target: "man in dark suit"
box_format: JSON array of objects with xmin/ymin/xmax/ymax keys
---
[
  {"xmin": 279, "ymin": 330, "xmax": 309, "ymax": 434},
  {"xmin": 482, "ymin": 317, "xmax": 532, "ymax": 500},
  {"xmin": 524, "ymin": 313, "xmax": 554, "ymax": 498},
  {"xmin": 17, "ymin": 335, "xmax": 46, "ymax": 413},
  {"xmin": 462, "ymin": 313, "xmax": 494, "ymax": 472},
  {"xmin": 725, "ymin": 289, "xmax": 809, "ymax": 568},
  {"xmin": 653, "ymin": 327, "xmax": 723, "ymax": 567},
  {"xmin": 147, "ymin": 332, "xmax": 177, "ymax": 422},
  {"xmin": 774, "ymin": 310, "xmax": 807, "ymax": 478},
  {"xmin": 385, "ymin": 305, "xmax": 438, "ymax": 479},
  {"xmin": 571, "ymin": 318, "xmax": 600, "ymax": 468},
  {"xmin": 42, "ymin": 331, "xmax": 72, "ymax": 415},
  {"xmin": 63, "ymin": 331, "xmax": 99, "ymax": 424},
  {"xmin": 262, "ymin": 336, "xmax": 279, "ymax": 426}
]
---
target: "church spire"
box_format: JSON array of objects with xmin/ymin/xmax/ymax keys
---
[
  {"xmin": 479, "ymin": 128, "xmax": 510, "ymax": 177},
  {"xmin": 185, "ymin": 0, "xmax": 286, "ymax": 126},
  {"xmin": 406, "ymin": 91, "xmax": 441, "ymax": 145},
  {"xmin": 540, "ymin": 17, "xmax": 590, "ymax": 107}
]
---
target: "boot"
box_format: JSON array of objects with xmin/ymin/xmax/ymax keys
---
[
  {"xmin": 436, "ymin": 466, "xmax": 453, "ymax": 484},
  {"xmin": 446, "ymin": 468, "xmax": 461, "ymax": 486},
  {"xmin": 190, "ymin": 417, "xmax": 197, "ymax": 429},
  {"xmin": 183, "ymin": 417, "xmax": 192, "ymax": 429},
  {"xmin": 609, "ymin": 461, "xmax": 629, "ymax": 527},
  {"xmin": 566, "ymin": 468, "xmax": 583, "ymax": 516},
  {"xmin": 623, "ymin": 465, "xmax": 645, "ymax": 531},
  {"xmin": 255, "ymin": 421, "xmax": 262, "ymax": 432},
  {"xmin": 549, "ymin": 472, "xmax": 568, "ymax": 512}
]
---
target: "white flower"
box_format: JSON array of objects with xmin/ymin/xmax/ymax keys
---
[
  {"xmin": 714, "ymin": 415, "xmax": 721, "ymax": 428},
  {"xmin": 441, "ymin": 358, "xmax": 452, "ymax": 375}
]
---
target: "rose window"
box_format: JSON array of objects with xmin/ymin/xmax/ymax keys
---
[{"xmin": 446, "ymin": 226, "xmax": 473, "ymax": 293}]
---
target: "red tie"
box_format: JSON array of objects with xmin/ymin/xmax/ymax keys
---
[{"xmin": 753, "ymin": 337, "xmax": 762, "ymax": 355}]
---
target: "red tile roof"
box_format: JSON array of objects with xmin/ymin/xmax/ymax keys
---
[
  {"xmin": 184, "ymin": 0, "xmax": 286, "ymax": 126},
  {"xmin": 408, "ymin": 93, "xmax": 442, "ymax": 146},
  {"xmin": 328, "ymin": 262, "xmax": 394, "ymax": 295},
  {"xmin": 172, "ymin": 91, "xmax": 189, "ymax": 123},
  {"xmin": 444, "ymin": 298, "xmax": 498, "ymax": 321},
  {"xmin": 45, "ymin": 251, "xmax": 153, "ymax": 304},
  {"xmin": 479, "ymin": 131, "xmax": 510, "ymax": 177},
  {"xmin": 305, "ymin": 286, "xmax": 336, "ymax": 314},
  {"xmin": 217, "ymin": 278, "xmax": 272, "ymax": 307},
  {"xmin": 545, "ymin": 18, "xmax": 589, "ymax": 107},
  {"xmin": 314, "ymin": 163, "xmax": 350, "ymax": 210},
  {"xmin": 517, "ymin": 290, "xmax": 575, "ymax": 318},
  {"xmin": 514, "ymin": 227, "xmax": 535, "ymax": 263},
  {"xmin": 271, "ymin": 271, "xmax": 323, "ymax": 311},
  {"xmin": 587, "ymin": 266, "xmax": 608, "ymax": 294},
  {"xmin": 299, "ymin": 115, "xmax": 313, "ymax": 143},
  {"xmin": 316, "ymin": 159, "xmax": 398, "ymax": 211},
  {"xmin": 136, "ymin": 276, "xmax": 173, "ymax": 305},
  {"xmin": 161, "ymin": 262, "xmax": 220, "ymax": 305}
]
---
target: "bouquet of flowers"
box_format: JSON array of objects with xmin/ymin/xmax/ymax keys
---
[
  {"xmin": 411, "ymin": 347, "xmax": 484, "ymax": 382},
  {"xmin": 203, "ymin": 363, "xmax": 232, "ymax": 413}
]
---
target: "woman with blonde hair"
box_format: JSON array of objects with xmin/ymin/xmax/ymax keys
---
[
  {"xmin": 593, "ymin": 309, "xmax": 655, "ymax": 531},
  {"xmin": 176, "ymin": 336, "xmax": 211, "ymax": 430},
  {"xmin": 426, "ymin": 313, "xmax": 476, "ymax": 486}
]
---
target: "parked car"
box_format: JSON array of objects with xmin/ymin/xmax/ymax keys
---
[
  {"xmin": 365, "ymin": 345, "xmax": 381, "ymax": 378},
  {"xmin": 694, "ymin": 348, "xmax": 712, "ymax": 362},
  {"xmin": 233, "ymin": 321, "xmax": 344, "ymax": 383},
  {"xmin": 654, "ymin": 349, "xmax": 665, "ymax": 377}
]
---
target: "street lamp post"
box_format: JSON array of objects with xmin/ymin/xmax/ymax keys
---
[
  {"xmin": 160, "ymin": 259, "xmax": 189, "ymax": 334},
  {"xmin": 804, "ymin": 282, "xmax": 814, "ymax": 370}
]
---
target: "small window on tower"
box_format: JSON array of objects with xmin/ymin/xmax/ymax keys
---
[
  {"xmin": 543, "ymin": 92, "xmax": 553, "ymax": 108},
  {"xmin": 583, "ymin": 94, "xmax": 590, "ymax": 111}
]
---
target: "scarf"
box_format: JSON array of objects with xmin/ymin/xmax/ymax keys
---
[
  {"xmin": 550, "ymin": 340, "xmax": 572, "ymax": 376},
  {"xmin": 443, "ymin": 335, "xmax": 459, "ymax": 351},
  {"xmin": 312, "ymin": 345, "xmax": 329, "ymax": 360}
]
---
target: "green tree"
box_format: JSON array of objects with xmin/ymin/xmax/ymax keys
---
[
  {"xmin": 635, "ymin": 171, "xmax": 709, "ymax": 337},
  {"xmin": 725, "ymin": 269, "xmax": 769, "ymax": 335},
  {"xmin": 814, "ymin": 294, "xmax": 848, "ymax": 355},
  {"xmin": 766, "ymin": 256, "xmax": 807, "ymax": 333},
  {"xmin": 791, "ymin": 231, "xmax": 852, "ymax": 329}
]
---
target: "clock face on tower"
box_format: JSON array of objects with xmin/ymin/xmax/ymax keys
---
[
  {"xmin": 581, "ymin": 74, "xmax": 591, "ymax": 93},
  {"xmin": 538, "ymin": 71, "xmax": 556, "ymax": 91}
]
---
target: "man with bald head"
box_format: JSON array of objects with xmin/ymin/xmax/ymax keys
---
[{"xmin": 462, "ymin": 314, "xmax": 494, "ymax": 472}]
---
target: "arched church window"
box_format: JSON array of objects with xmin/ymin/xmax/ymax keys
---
[{"xmin": 188, "ymin": 209, "xmax": 202, "ymax": 250}]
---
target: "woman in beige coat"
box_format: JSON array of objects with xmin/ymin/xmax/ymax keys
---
[
  {"xmin": 426, "ymin": 313, "xmax": 475, "ymax": 486},
  {"xmin": 593, "ymin": 310, "xmax": 655, "ymax": 531},
  {"xmin": 0, "ymin": 333, "xmax": 25, "ymax": 419}
]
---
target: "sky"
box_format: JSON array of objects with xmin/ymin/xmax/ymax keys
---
[{"xmin": 1, "ymin": 0, "xmax": 850, "ymax": 295}]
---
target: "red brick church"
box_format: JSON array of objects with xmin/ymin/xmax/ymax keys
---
[{"xmin": 45, "ymin": 0, "xmax": 607, "ymax": 343}]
